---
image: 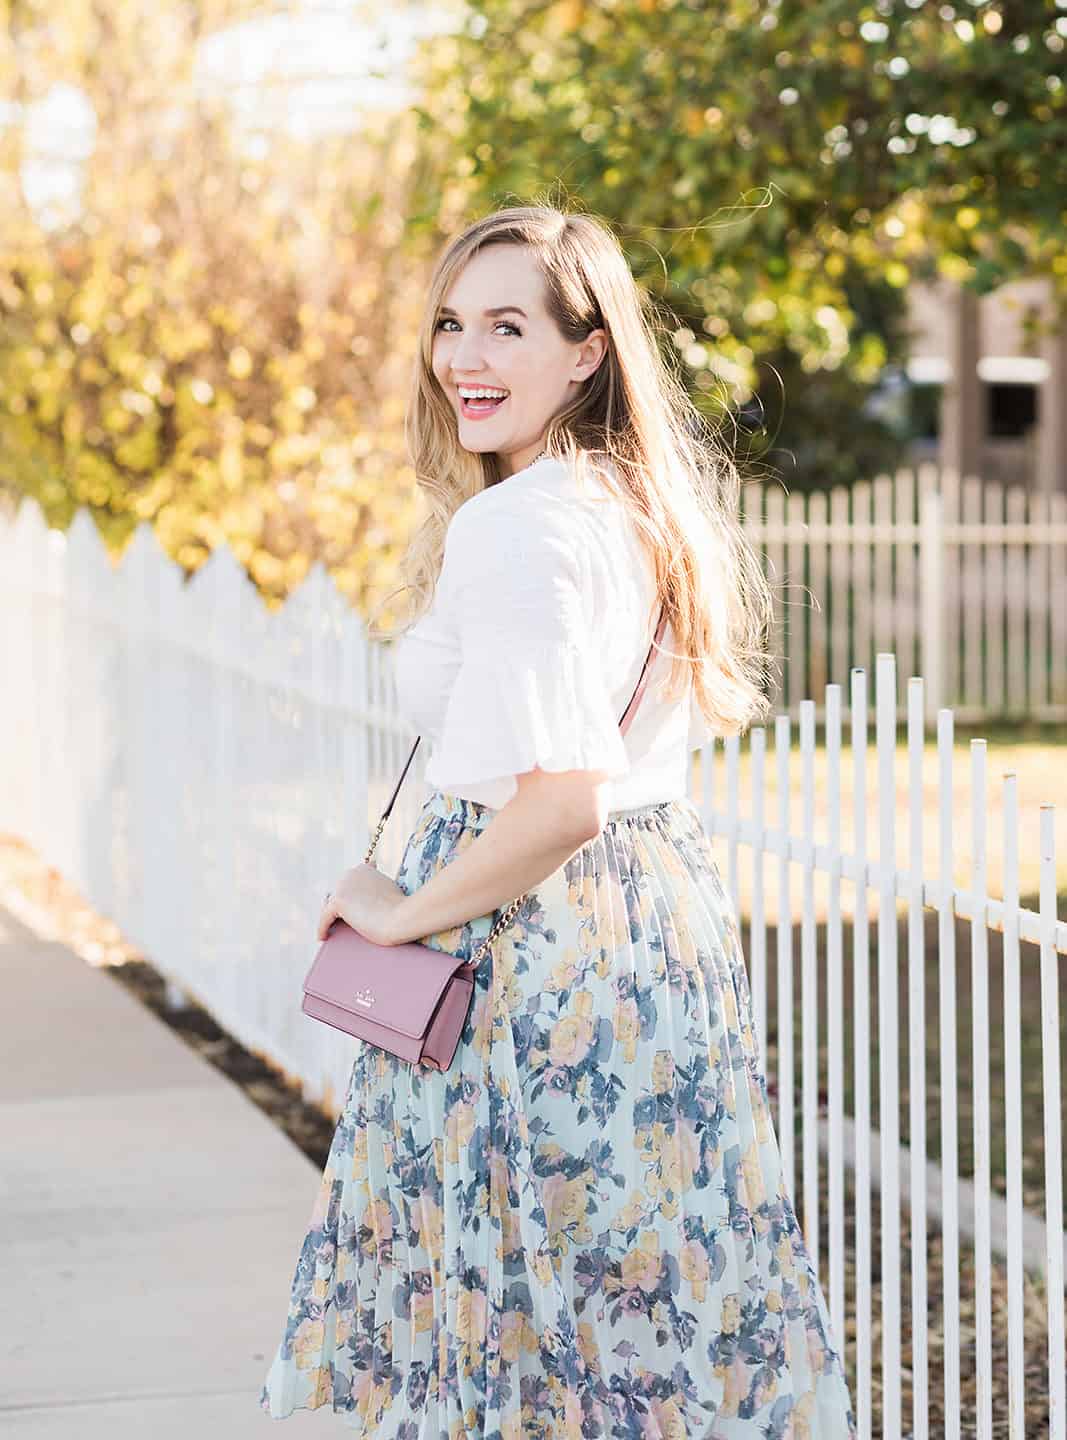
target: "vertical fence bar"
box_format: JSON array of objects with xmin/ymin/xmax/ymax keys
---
[
  {"xmin": 876, "ymin": 652, "xmax": 902, "ymax": 1438},
  {"xmin": 830, "ymin": 485, "xmax": 850, "ymax": 685},
  {"xmin": 1029, "ymin": 491, "xmax": 1050, "ymax": 714},
  {"xmin": 895, "ymin": 467, "xmax": 917, "ymax": 679},
  {"xmin": 725, "ymin": 731, "xmax": 740, "ymax": 918},
  {"xmin": 853, "ymin": 482, "xmax": 872, "ymax": 682},
  {"xmin": 1039, "ymin": 804, "xmax": 1066, "ymax": 1440},
  {"xmin": 851, "ymin": 667, "xmax": 872, "ymax": 1440},
  {"xmin": 775, "ymin": 712, "xmax": 795, "ymax": 1199},
  {"xmin": 1051, "ymin": 494, "xmax": 1067, "ymax": 709},
  {"xmin": 808, "ymin": 488, "xmax": 829, "ymax": 697},
  {"xmin": 941, "ymin": 465, "xmax": 961, "ymax": 708},
  {"xmin": 970, "ymin": 738, "xmax": 993, "ymax": 1440},
  {"xmin": 1001, "ymin": 773, "xmax": 1025, "ymax": 1438},
  {"xmin": 873, "ymin": 475, "xmax": 894, "ymax": 661},
  {"xmin": 906, "ymin": 676, "xmax": 930, "ymax": 1440},
  {"xmin": 750, "ymin": 726, "xmax": 767, "ymax": 1058},
  {"xmin": 962, "ymin": 475, "xmax": 983, "ymax": 711},
  {"xmin": 938, "ymin": 707, "xmax": 962, "ymax": 1440},
  {"xmin": 800, "ymin": 698, "xmax": 818, "ymax": 1270},
  {"xmin": 1005, "ymin": 490, "xmax": 1027, "ymax": 715},
  {"xmin": 919, "ymin": 484, "xmax": 944, "ymax": 727},
  {"xmin": 986, "ymin": 480, "xmax": 1006, "ymax": 716},
  {"xmin": 786, "ymin": 489, "xmax": 807, "ymax": 710},
  {"xmin": 825, "ymin": 682, "xmax": 845, "ymax": 1351}
]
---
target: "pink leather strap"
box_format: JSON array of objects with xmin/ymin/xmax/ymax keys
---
[{"xmin": 379, "ymin": 603, "xmax": 668, "ymax": 825}]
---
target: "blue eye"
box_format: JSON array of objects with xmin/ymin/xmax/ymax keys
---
[{"xmin": 435, "ymin": 318, "xmax": 521, "ymax": 336}]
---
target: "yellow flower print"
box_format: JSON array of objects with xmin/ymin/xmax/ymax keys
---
[
  {"xmin": 679, "ymin": 1238, "xmax": 709, "ymax": 1301},
  {"xmin": 457, "ymin": 1290, "xmax": 492, "ymax": 1365},
  {"xmin": 541, "ymin": 1172, "xmax": 591, "ymax": 1248},
  {"xmin": 720, "ymin": 1291, "xmax": 741, "ymax": 1333},
  {"xmin": 646, "ymin": 1118, "xmax": 700, "ymax": 1199},
  {"xmin": 545, "ymin": 949, "xmax": 581, "ymax": 993},
  {"xmin": 649, "ymin": 1396, "xmax": 686, "ymax": 1440},
  {"xmin": 614, "ymin": 995, "xmax": 640, "ymax": 1063},
  {"xmin": 444, "ymin": 1098, "xmax": 477, "ymax": 1163},
  {"xmin": 411, "ymin": 1289, "xmax": 434, "ymax": 1334},
  {"xmin": 611, "ymin": 1187, "xmax": 649, "ymax": 1233},
  {"xmin": 619, "ymin": 1230, "xmax": 662, "ymax": 1293},
  {"xmin": 488, "ymin": 1146, "xmax": 510, "ymax": 1198},
  {"xmin": 722, "ymin": 981, "xmax": 739, "ymax": 1028},
  {"xmin": 312, "ymin": 1274, "xmax": 329, "ymax": 1300},
  {"xmin": 576, "ymin": 1319, "xmax": 602, "ymax": 1374},
  {"xmin": 292, "ymin": 1316, "xmax": 325, "ymax": 1370},
  {"xmin": 548, "ymin": 991, "xmax": 596, "ymax": 1067},
  {"xmin": 310, "ymin": 1365, "xmax": 332, "ymax": 1406},
  {"xmin": 501, "ymin": 1206, "xmax": 522, "ymax": 1256},
  {"xmin": 719, "ymin": 1353, "xmax": 751, "ymax": 1416},
  {"xmin": 568, "ymin": 871, "xmax": 597, "ymax": 916},
  {"xmin": 351, "ymin": 1126, "xmax": 368, "ymax": 1178},
  {"xmin": 597, "ymin": 873, "xmax": 631, "ymax": 943},
  {"xmin": 674, "ymin": 919, "xmax": 700, "ymax": 975},
  {"xmin": 740, "ymin": 1139, "xmax": 766, "ymax": 1208},
  {"xmin": 499, "ymin": 1307, "xmax": 537, "ymax": 1363},
  {"xmin": 790, "ymin": 1390, "xmax": 817, "ymax": 1440},
  {"xmin": 363, "ymin": 1196, "xmax": 393, "ymax": 1252},
  {"xmin": 531, "ymin": 1248, "xmax": 554, "ymax": 1287},
  {"xmin": 651, "ymin": 1048, "xmax": 675, "ymax": 1094},
  {"xmin": 468, "ymin": 992, "xmax": 491, "ymax": 1056},
  {"xmin": 776, "ymin": 1232, "xmax": 796, "ymax": 1278},
  {"xmin": 501, "ymin": 1415, "xmax": 523, "ymax": 1440},
  {"xmin": 417, "ymin": 1196, "xmax": 444, "ymax": 1262},
  {"xmin": 563, "ymin": 1389, "xmax": 584, "ymax": 1439},
  {"xmin": 750, "ymin": 1073, "xmax": 772, "ymax": 1142}
]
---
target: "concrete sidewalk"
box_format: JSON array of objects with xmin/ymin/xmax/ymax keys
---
[{"xmin": 0, "ymin": 900, "xmax": 329, "ymax": 1437}]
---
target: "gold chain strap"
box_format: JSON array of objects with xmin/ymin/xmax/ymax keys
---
[{"xmin": 364, "ymin": 801, "xmax": 529, "ymax": 967}]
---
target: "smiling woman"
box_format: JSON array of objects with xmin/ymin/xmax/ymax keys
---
[
  {"xmin": 257, "ymin": 203, "xmax": 857, "ymax": 1439},
  {"xmin": 430, "ymin": 250, "xmax": 609, "ymax": 480}
]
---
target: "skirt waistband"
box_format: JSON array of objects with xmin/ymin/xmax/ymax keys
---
[{"xmin": 422, "ymin": 787, "xmax": 698, "ymax": 834}]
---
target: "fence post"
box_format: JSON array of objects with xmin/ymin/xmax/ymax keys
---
[{"xmin": 919, "ymin": 485, "xmax": 944, "ymax": 728}]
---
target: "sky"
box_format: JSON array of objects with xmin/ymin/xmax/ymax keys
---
[{"xmin": 6, "ymin": 0, "xmax": 456, "ymax": 229}]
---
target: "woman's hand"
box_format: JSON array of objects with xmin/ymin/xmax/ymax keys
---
[{"xmin": 317, "ymin": 862, "xmax": 408, "ymax": 946}]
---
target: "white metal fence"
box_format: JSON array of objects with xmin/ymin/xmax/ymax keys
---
[
  {"xmin": 1, "ymin": 495, "xmax": 1064, "ymax": 1440},
  {"xmin": 751, "ymin": 462, "xmax": 1067, "ymax": 723}
]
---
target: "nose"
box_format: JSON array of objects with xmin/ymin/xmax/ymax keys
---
[{"xmin": 448, "ymin": 328, "xmax": 490, "ymax": 376}]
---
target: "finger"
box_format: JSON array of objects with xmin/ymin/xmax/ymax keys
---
[{"xmin": 317, "ymin": 903, "xmax": 337, "ymax": 941}]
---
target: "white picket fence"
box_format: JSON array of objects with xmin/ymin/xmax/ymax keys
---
[
  {"xmin": 752, "ymin": 461, "xmax": 1067, "ymax": 723},
  {"xmin": 1, "ymin": 494, "xmax": 1064, "ymax": 1440}
]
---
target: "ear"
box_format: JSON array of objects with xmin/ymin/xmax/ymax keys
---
[{"xmin": 574, "ymin": 327, "xmax": 609, "ymax": 383}]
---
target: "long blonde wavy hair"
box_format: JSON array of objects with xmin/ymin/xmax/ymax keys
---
[{"xmin": 369, "ymin": 203, "xmax": 775, "ymax": 739}]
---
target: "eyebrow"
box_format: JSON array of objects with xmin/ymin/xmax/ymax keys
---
[{"xmin": 438, "ymin": 304, "xmax": 529, "ymax": 319}]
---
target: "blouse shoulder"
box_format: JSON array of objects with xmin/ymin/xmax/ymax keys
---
[{"xmin": 443, "ymin": 459, "xmax": 581, "ymax": 578}]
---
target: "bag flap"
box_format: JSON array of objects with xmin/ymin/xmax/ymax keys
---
[{"xmin": 302, "ymin": 922, "xmax": 470, "ymax": 1040}]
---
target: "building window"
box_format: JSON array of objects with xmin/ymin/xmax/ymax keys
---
[{"xmin": 985, "ymin": 382, "xmax": 1037, "ymax": 439}]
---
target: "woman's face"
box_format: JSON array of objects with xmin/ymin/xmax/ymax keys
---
[{"xmin": 431, "ymin": 243, "xmax": 607, "ymax": 478}]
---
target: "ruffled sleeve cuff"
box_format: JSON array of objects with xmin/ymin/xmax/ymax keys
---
[{"xmin": 423, "ymin": 638, "xmax": 631, "ymax": 796}]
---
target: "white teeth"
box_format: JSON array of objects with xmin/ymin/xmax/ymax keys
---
[{"xmin": 458, "ymin": 388, "xmax": 508, "ymax": 399}]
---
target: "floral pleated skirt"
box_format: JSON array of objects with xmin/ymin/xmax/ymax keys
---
[{"xmin": 259, "ymin": 789, "xmax": 857, "ymax": 1439}]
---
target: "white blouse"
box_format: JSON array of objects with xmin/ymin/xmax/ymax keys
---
[{"xmin": 391, "ymin": 454, "xmax": 718, "ymax": 813}]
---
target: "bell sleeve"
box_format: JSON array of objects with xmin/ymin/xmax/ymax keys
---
[{"xmin": 423, "ymin": 494, "xmax": 631, "ymax": 801}]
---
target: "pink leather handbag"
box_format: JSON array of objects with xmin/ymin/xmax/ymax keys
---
[{"xmin": 301, "ymin": 604, "xmax": 668, "ymax": 1072}]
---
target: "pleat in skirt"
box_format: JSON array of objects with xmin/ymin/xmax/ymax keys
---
[{"xmin": 259, "ymin": 788, "xmax": 857, "ymax": 1439}]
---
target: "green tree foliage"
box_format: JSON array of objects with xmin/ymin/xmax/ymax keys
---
[
  {"xmin": 0, "ymin": 0, "xmax": 445, "ymax": 618},
  {"xmin": 409, "ymin": 0, "xmax": 1067, "ymax": 488}
]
